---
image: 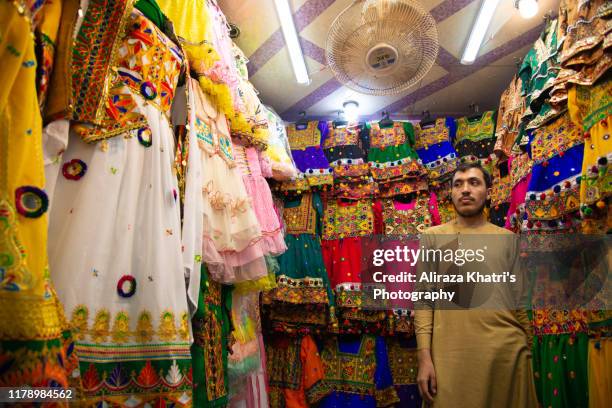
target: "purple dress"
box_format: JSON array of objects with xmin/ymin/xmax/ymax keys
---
[{"xmin": 286, "ymin": 121, "xmax": 333, "ymax": 189}]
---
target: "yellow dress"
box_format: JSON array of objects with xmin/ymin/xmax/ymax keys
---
[
  {"xmin": 414, "ymin": 221, "xmax": 537, "ymax": 408},
  {"xmin": 0, "ymin": 0, "xmax": 75, "ymax": 397},
  {"xmin": 567, "ymin": 79, "xmax": 612, "ymax": 233}
]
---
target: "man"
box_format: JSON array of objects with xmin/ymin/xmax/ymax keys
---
[{"xmin": 414, "ymin": 162, "xmax": 537, "ymax": 407}]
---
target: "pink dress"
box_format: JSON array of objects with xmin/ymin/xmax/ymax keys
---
[{"xmin": 234, "ymin": 145, "xmax": 287, "ymax": 256}]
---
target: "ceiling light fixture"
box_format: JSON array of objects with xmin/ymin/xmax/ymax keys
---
[
  {"xmin": 273, "ymin": 0, "xmax": 310, "ymax": 85},
  {"xmin": 343, "ymin": 101, "xmax": 360, "ymax": 122},
  {"xmin": 461, "ymin": 0, "xmax": 500, "ymax": 65},
  {"xmin": 515, "ymin": 0, "xmax": 539, "ymax": 19}
]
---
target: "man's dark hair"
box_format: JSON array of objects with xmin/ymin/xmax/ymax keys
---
[{"xmin": 452, "ymin": 162, "xmax": 492, "ymax": 189}]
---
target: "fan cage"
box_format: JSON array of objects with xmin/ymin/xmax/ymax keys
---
[{"xmin": 326, "ymin": 0, "xmax": 439, "ymax": 96}]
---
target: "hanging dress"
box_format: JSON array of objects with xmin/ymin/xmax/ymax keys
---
[
  {"xmin": 414, "ymin": 118, "xmax": 459, "ymax": 223},
  {"xmin": 0, "ymin": 0, "xmax": 75, "ymax": 398},
  {"xmin": 48, "ymin": 6, "xmax": 193, "ymax": 406},
  {"xmin": 567, "ymin": 78, "xmax": 612, "ymax": 233},
  {"xmin": 367, "ymin": 121, "xmax": 428, "ymax": 198},
  {"xmin": 317, "ymin": 335, "xmax": 400, "ymax": 408},
  {"xmin": 263, "ymin": 192, "xmax": 336, "ymax": 333},
  {"xmin": 283, "ymin": 121, "xmax": 333, "ymax": 191},
  {"xmin": 189, "ymin": 77, "xmax": 268, "ymax": 283}
]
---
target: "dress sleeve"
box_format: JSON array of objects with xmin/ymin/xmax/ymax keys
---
[
  {"xmin": 302, "ymin": 335, "xmax": 329, "ymax": 404},
  {"xmin": 374, "ymin": 336, "xmax": 400, "ymax": 407}
]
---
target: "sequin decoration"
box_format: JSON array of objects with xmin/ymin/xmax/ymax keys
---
[
  {"xmin": 62, "ymin": 159, "xmax": 88, "ymax": 180},
  {"xmin": 140, "ymin": 81, "xmax": 157, "ymax": 100},
  {"xmin": 117, "ymin": 275, "xmax": 137, "ymax": 298},
  {"xmin": 14, "ymin": 186, "xmax": 48, "ymax": 218},
  {"xmin": 137, "ymin": 127, "xmax": 153, "ymax": 147}
]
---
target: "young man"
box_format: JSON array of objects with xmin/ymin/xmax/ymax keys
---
[{"xmin": 414, "ymin": 162, "xmax": 537, "ymax": 407}]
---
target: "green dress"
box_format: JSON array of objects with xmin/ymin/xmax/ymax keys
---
[
  {"xmin": 366, "ymin": 121, "xmax": 420, "ymax": 164},
  {"xmin": 264, "ymin": 192, "xmax": 336, "ymax": 331},
  {"xmin": 191, "ymin": 265, "xmax": 233, "ymax": 407}
]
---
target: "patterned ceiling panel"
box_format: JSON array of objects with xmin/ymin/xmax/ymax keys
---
[{"xmin": 218, "ymin": 0, "xmax": 560, "ymax": 121}]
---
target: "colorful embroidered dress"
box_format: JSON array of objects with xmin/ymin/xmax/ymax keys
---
[
  {"xmin": 321, "ymin": 199, "xmax": 375, "ymax": 296},
  {"xmin": 518, "ymin": 19, "xmax": 563, "ymax": 141},
  {"xmin": 47, "ymin": 6, "xmax": 193, "ymax": 406},
  {"xmin": 454, "ymin": 111, "xmax": 497, "ymax": 174},
  {"xmin": 387, "ymin": 337, "xmax": 422, "ymax": 408},
  {"xmin": 266, "ymin": 335, "xmax": 328, "ymax": 408},
  {"xmin": 285, "ymin": 121, "xmax": 333, "ymax": 190},
  {"xmin": 323, "ymin": 122, "xmax": 366, "ymax": 163},
  {"xmin": 191, "ymin": 265, "xmax": 233, "ymax": 408},
  {"xmin": 495, "ymin": 75, "xmax": 525, "ymax": 161},
  {"xmin": 317, "ymin": 335, "xmax": 400, "ymax": 408},
  {"xmin": 522, "ymin": 113, "xmax": 584, "ymax": 235},
  {"xmin": 367, "ymin": 121, "xmax": 428, "ymax": 198},
  {"xmin": 567, "ymin": 78, "xmax": 612, "ymax": 233},
  {"xmin": 0, "ymin": 0, "xmax": 76, "ymax": 399},
  {"xmin": 551, "ymin": 0, "xmax": 612, "ymax": 108},
  {"xmin": 264, "ymin": 192, "xmax": 335, "ymax": 332}
]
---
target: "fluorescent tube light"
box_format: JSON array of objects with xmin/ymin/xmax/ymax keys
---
[
  {"xmin": 273, "ymin": 0, "xmax": 310, "ymax": 85},
  {"xmin": 461, "ymin": 0, "xmax": 500, "ymax": 65}
]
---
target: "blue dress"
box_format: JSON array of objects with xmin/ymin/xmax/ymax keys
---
[{"xmin": 317, "ymin": 335, "xmax": 399, "ymax": 408}]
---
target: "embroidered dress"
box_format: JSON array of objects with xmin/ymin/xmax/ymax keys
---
[
  {"xmin": 371, "ymin": 194, "xmax": 440, "ymax": 312},
  {"xmin": 266, "ymin": 335, "xmax": 328, "ymax": 408},
  {"xmin": 323, "ymin": 122, "xmax": 366, "ymax": 163},
  {"xmin": 414, "ymin": 118, "xmax": 458, "ymax": 182},
  {"xmin": 414, "ymin": 118, "xmax": 458, "ymax": 224},
  {"xmin": 454, "ymin": 111, "xmax": 497, "ymax": 174},
  {"xmin": 317, "ymin": 335, "xmax": 400, "ymax": 408},
  {"xmin": 551, "ymin": 0, "xmax": 612, "ymax": 108},
  {"xmin": 321, "ymin": 199, "xmax": 374, "ymax": 302},
  {"xmin": 0, "ymin": 0, "xmax": 76, "ymax": 399},
  {"xmin": 48, "ymin": 8, "xmax": 193, "ymax": 406},
  {"xmin": 529, "ymin": 262, "xmax": 589, "ymax": 408},
  {"xmin": 495, "ymin": 75, "xmax": 525, "ymax": 160},
  {"xmin": 522, "ymin": 113, "xmax": 584, "ymax": 235},
  {"xmin": 367, "ymin": 121, "xmax": 428, "ymax": 198},
  {"xmin": 191, "ymin": 265, "xmax": 232, "ymax": 408},
  {"xmin": 567, "ymin": 79, "xmax": 612, "ymax": 233},
  {"xmin": 518, "ymin": 19, "xmax": 564, "ymax": 141},
  {"xmin": 263, "ymin": 193, "xmax": 335, "ymax": 331},
  {"xmin": 387, "ymin": 337, "xmax": 422, "ymax": 408},
  {"xmin": 285, "ymin": 121, "xmax": 333, "ymax": 190},
  {"xmin": 189, "ymin": 78, "xmax": 268, "ymax": 284}
]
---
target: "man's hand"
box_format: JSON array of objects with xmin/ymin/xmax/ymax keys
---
[{"xmin": 417, "ymin": 348, "xmax": 437, "ymax": 404}]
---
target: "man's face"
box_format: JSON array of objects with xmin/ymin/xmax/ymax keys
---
[{"xmin": 451, "ymin": 168, "xmax": 489, "ymax": 217}]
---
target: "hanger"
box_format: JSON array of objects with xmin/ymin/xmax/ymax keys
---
[
  {"xmin": 420, "ymin": 110, "xmax": 435, "ymax": 129},
  {"xmin": 467, "ymin": 103, "xmax": 482, "ymax": 121},
  {"xmin": 333, "ymin": 110, "xmax": 348, "ymax": 129},
  {"xmin": 296, "ymin": 111, "xmax": 309, "ymax": 129},
  {"xmin": 379, "ymin": 111, "xmax": 394, "ymax": 127}
]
